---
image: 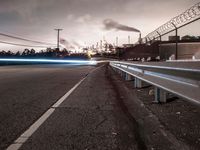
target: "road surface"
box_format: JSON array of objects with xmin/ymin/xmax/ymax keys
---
[
  {"xmin": 0, "ymin": 64, "xmax": 95, "ymax": 149},
  {"xmin": 0, "ymin": 64, "xmax": 142, "ymax": 150},
  {"xmin": 2, "ymin": 63, "xmax": 195, "ymax": 150}
]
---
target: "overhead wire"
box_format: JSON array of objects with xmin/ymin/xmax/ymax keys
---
[
  {"xmin": 0, "ymin": 32, "xmax": 56, "ymax": 46},
  {"xmin": 0, "ymin": 40, "xmax": 52, "ymax": 48}
]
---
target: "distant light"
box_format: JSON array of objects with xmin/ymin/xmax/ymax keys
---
[{"xmin": 0, "ymin": 58, "xmax": 97, "ymax": 65}]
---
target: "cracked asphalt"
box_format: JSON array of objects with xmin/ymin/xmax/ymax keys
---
[
  {"xmin": 2, "ymin": 63, "xmax": 194, "ymax": 150},
  {"xmin": 19, "ymin": 64, "xmax": 143, "ymax": 150},
  {"xmin": 0, "ymin": 64, "xmax": 95, "ymax": 150}
]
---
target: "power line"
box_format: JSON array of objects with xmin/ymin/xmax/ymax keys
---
[
  {"xmin": 0, "ymin": 40, "xmax": 51, "ymax": 48},
  {"xmin": 0, "ymin": 32, "xmax": 56, "ymax": 46}
]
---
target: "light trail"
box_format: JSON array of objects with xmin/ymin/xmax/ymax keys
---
[{"xmin": 0, "ymin": 58, "xmax": 97, "ymax": 65}]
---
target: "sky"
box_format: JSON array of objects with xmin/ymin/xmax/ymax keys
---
[{"xmin": 0, "ymin": 0, "xmax": 199, "ymax": 51}]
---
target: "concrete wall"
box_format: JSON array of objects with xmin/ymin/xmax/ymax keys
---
[
  {"xmin": 159, "ymin": 42, "xmax": 200, "ymax": 60},
  {"xmin": 122, "ymin": 42, "xmax": 159, "ymax": 59}
]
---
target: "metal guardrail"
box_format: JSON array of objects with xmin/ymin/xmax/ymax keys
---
[{"xmin": 110, "ymin": 61, "xmax": 200, "ymax": 105}]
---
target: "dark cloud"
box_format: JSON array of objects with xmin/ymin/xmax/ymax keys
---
[
  {"xmin": 0, "ymin": 11, "xmax": 23, "ymax": 26},
  {"xmin": 103, "ymin": 19, "xmax": 140, "ymax": 32},
  {"xmin": 60, "ymin": 38, "xmax": 82, "ymax": 49}
]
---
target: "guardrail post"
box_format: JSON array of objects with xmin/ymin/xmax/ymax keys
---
[
  {"xmin": 125, "ymin": 73, "xmax": 133, "ymax": 81},
  {"xmin": 154, "ymin": 87, "xmax": 168, "ymax": 103},
  {"xmin": 122, "ymin": 72, "xmax": 126, "ymax": 79},
  {"xmin": 121, "ymin": 71, "xmax": 124, "ymax": 77},
  {"xmin": 134, "ymin": 78, "xmax": 150, "ymax": 88}
]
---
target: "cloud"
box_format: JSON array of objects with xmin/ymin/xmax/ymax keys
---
[
  {"xmin": 76, "ymin": 14, "xmax": 93, "ymax": 23},
  {"xmin": 66, "ymin": 14, "xmax": 75, "ymax": 21},
  {"xmin": 0, "ymin": 11, "xmax": 23, "ymax": 26},
  {"xmin": 60, "ymin": 38, "xmax": 84, "ymax": 49}
]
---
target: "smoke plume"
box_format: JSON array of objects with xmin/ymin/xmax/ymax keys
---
[
  {"xmin": 103, "ymin": 19, "xmax": 140, "ymax": 33},
  {"xmin": 60, "ymin": 38, "xmax": 75, "ymax": 49}
]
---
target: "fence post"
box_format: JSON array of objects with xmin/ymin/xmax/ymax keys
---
[
  {"xmin": 156, "ymin": 31, "xmax": 162, "ymax": 41},
  {"xmin": 171, "ymin": 23, "xmax": 178, "ymax": 60}
]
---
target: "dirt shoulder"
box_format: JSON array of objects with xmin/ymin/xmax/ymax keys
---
[{"xmin": 108, "ymin": 65, "xmax": 199, "ymax": 150}]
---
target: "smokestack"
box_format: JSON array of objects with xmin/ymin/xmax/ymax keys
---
[
  {"xmin": 96, "ymin": 42, "xmax": 98, "ymax": 48},
  {"xmin": 128, "ymin": 35, "xmax": 130, "ymax": 44},
  {"xmin": 100, "ymin": 40, "xmax": 102, "ymax": 49},
  {"xmin": 116, "ymin": 37, "xmax": 118, "ymax": 47},
  {"xmin": 139, "ymin": 33, "xmax": 142, "ymax": 44},
  {"xmin": 103, "ymin": 36, "xmax": 106, "ymax": 41}
]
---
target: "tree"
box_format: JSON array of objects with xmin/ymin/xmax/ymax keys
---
[
  {"xmin": 181, "ymin": 35, "xmax": 199, "ymax": 41},
  {"xmin": 30, "ymin": 49, "xmax": 36, "ymax": 55},
  {"xmin": 22, "ymin": 49, "xmax": 30, "ymax": 56}
]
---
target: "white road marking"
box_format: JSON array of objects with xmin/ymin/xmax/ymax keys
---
[
  {"xmin": 6, "ymin": 76, "xmax": 86, "ymax": 150},
  {"xmin": 6, "ymin": 64, "xmax": 104, "ymax": 150}
]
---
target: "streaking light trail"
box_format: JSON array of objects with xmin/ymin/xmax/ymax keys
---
[{"xmin": 0, "ymin": 58, "xmax": 97, "ymax": 65}]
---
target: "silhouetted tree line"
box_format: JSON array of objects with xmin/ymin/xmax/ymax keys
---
[
  {"xmin": 0, "ymin": 48, "xmax": 71, "ymax": 58},
  {"xmin": 0, "ymin": 47, "xmax": 91, "ymax": 60},
  {"xmin": 181, "ymin": 35, "xmax": 200, "ymax": 41}
]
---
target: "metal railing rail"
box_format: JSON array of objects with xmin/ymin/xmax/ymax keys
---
[
  {"xmin": 143, "ymin": 2, "xmax": 200, "ymax": 42},
  {"xmin": 110, "ymin": 61, "xmax": 200, "ymax": 105}
]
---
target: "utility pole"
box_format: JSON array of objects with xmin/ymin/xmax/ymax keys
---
[{"xmin": 54, "ymin": 29, "xmax": 63, "ymax": 50}]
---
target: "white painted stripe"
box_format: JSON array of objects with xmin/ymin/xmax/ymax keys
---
[
  {"xmin": 6, "ymin": 64, "xmax": 104, "ymax": 150},
  {"xmin": 6, "ymin": 77, "xmax": 86, "ymax": 150},
  {"xmin": 52, "ymin": 78, "xmax": 85, "ymax": 108}
]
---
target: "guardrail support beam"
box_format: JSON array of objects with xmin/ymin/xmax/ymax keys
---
[
  {"xmin": 125, "ymin": 73, "xmax": 133, "ymax": 81},
  {"xmin": 154, "ymin": 87, "xmax": 168, "ymax": 103},
  {"xmin": 134, "ymin": 78, "xmax": 150, "ymax": 88},
  {"xmin": 121, "ymin": 71, "xmax": 126, "ymax": 78}
]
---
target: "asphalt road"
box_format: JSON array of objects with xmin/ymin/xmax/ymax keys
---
[
  {"xmin": 19, "ymin": 64, "xmax": 143, "ymax": 150},
  {"xmin": 0, "ymin": 63, "xmax": 145, "ymax": 150},
  {"xmin": 0, "ymin": 64, "xmax": 95, "ymax": 149},
  {"xmin": 1, "ymin": 63, "xmax": 196, "ymax": 150}
]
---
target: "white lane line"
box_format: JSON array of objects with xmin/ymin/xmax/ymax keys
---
[
  {"xmin": 6, "ymin": 65, "xmax": 104, "ymax": 150},
  {"xmin": 6, "ymin": 77, "xmax": 86, "ymax": 150}
]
